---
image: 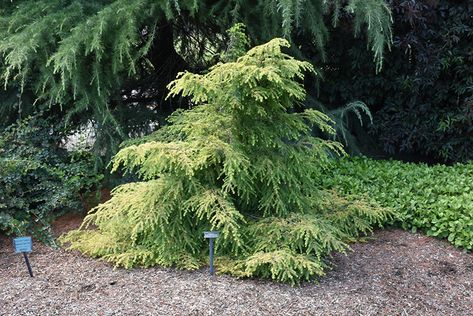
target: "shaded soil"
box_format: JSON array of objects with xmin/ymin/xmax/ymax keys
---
[{"xmin": 0, "ymin": 215, "xmax": 472, "ymax": 316}]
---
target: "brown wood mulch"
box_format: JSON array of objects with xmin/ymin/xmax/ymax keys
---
[{"xmin": 0, "ymin": 214, "xmax": 472, "ymax": 316}]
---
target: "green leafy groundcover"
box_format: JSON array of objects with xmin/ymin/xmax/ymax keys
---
[
  {"xmin": 62, "ymin": 39, "xmax": 393, "ymax": 285},
  {"xmin": 322, "ymin": 157, "xmax": 473, "ymax": 250}
]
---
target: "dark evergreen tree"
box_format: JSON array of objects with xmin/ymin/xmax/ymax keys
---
[{"xmin": 0, "ymin": 0, "xmax": 393, "ymax": 161}]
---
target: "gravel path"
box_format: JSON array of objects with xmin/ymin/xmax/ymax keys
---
[{"xmin": 1, "ymin": 215, "xmax": 472, "ymax": 316}]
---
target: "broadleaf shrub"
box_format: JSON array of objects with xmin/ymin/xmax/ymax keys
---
[
  {"xmin": 62, "ymin": 39, "xmax": 394, "ymax": 284},
  {"xmin": 321, "ymin": 157, "xmax": 473, "ymax": 250},
  {"xmin": 0, "ymin": 117, "xmax": 103, "ymax": 239},
  {"xmin": 314, "ymin": 0, "xmax": 473, "ymax": 163}
]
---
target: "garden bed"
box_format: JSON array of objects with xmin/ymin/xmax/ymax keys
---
[{"xmin": 0, "ymin": 214, "xmax": 472, "ymax": 316}]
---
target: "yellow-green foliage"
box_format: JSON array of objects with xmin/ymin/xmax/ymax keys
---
[{"xmin": 62, "ymin": 39, "xmax": 394, "ymax": 284}]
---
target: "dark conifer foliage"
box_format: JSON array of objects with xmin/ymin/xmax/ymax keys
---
[{"xmin": 0, "ymin": 0, "xmax": 392, "ymax": 161}]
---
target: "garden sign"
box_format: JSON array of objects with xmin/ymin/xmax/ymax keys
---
[
  {"xmin": 13, "ymin": 236, "xmax": 33, "ymax": 277},
  {"xmin": 204, "ymin": 231, "xmax": 219, "ymax": 276}
]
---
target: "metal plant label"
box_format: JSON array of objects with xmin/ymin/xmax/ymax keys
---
[
  {"xmin": 204, "ymin": 231, "xmax": 219, "ymax": 276},
  {"xmin": 204, "ymin": 231, "xmax": 220, "ymax": 239},
  {"xmin": 13, "ymin": 236, "xmax": 32, "ymax": 253},
  {"xmin": 13, "ymin": 236, "xmax": 34, "ymax": 277}
]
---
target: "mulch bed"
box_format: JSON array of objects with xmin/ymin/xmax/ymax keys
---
[{"xmin": 1, "ymin": 214, "xmax": 472, "ymax": 316}]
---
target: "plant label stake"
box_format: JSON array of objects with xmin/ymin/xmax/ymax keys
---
[
  {"xmin": 204, "ymin": 231, "xmax": 219, "ymax": 276},
  {"xmin": 13, "ymin": 236, "xmax": 33, "ymax": 277}
]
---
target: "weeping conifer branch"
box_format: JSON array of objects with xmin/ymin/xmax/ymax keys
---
[{"xmin": 0, "ymin": 0, "xmax": 392, "ymax": 162}]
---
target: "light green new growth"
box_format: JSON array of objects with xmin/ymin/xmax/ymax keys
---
[{"xmin": 62, "ymin": 39, "xmax": 393, "ymax": 284}]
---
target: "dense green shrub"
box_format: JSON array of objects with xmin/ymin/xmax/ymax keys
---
[
  {"xmin": 0, "ymin": 117, "xmax": 103, "ymax": 239},
  {"xmin": 322, "ymin": 157, "xmax": 473, "ymax": 250},
  {"xmin": 62, "ymin": 39, "xmax": 393, "ymax": 284}
]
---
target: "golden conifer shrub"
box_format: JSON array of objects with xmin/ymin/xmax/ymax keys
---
[{"xmin": 62, "ymin": 39, "xmax": 393, "ymax": 284}]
